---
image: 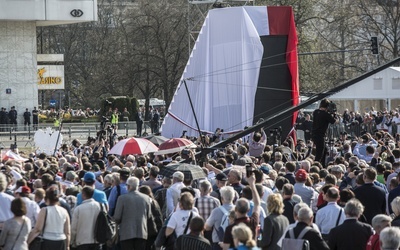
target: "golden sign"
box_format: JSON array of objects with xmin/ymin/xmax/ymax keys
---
[{"xmin": 37, "ymin": 67, "xmax": 62, "ymax": 85}]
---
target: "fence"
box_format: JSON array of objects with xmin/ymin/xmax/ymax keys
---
[{"xmin": 0, "ymin": 121, "xmax": 160, "ymax": 149}]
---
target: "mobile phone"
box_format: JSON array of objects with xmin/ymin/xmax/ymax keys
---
[{"xmin": 246, "ymin": 164, "xmax": 253, "ymax": 178}]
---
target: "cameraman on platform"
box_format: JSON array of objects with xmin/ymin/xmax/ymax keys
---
[{"xmin": 312, "ymin": 99, "xmax": 337, "ymax": 166}]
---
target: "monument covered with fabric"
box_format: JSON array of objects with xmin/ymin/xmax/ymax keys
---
[{"xmin": 161, "ymin": 6, "xmax": 299, "ymax": 139}]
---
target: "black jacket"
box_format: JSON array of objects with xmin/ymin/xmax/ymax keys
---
[
  {"xmin": 328, "ymin": 218, "xmax": 373, "ymax": 250},
  {"xmin": 284, "ymin": 222, "xmax": 329, "ymax": 250}
]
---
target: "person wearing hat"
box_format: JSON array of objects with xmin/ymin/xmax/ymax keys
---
[
  {"xmin": 108, "ymin": 168, "xmax": 130, "ymax": 216},
  {"xmin": 294, "ymin": 169, "xmax": 317, "ymax": 208},
  {"xmin": 211, "ymin": 173, "xmax": 228, "ymax": 203},
  {"xmin": 76, "ymin": 172, "xmax": 108, "ymax": 209},
  {"xmin": 15, "ymin": 186, "xmax": 40, "ymax": 228},
  {"xmin": 166, "ymin": 171, "xmax": 186, "ymax": 216}
]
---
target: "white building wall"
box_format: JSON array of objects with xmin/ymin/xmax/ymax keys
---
[{"xmin": 0, "ymin": 21, "xmax": 38, "ymax": 123}]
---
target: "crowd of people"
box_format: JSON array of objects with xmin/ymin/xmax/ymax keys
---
[{"xmin": 2, "ymin": 99, "xmax": 400, "ymax": 250}]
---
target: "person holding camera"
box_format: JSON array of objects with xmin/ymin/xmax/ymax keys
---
[{"xmin": 312, "ymin": 99, "xmax": 337, "ymax": 166}]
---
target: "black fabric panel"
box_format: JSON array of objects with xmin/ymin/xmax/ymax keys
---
[{"xmin": 253, "ymin": 35, "xmax": 293, "ymax": 143}]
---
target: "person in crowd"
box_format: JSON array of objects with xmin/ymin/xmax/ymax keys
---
[
  {"xmin": 231, "ymin": 223, "xmax": 259, "ymax": 250},
  {"xmin": 281, "ymin": 183, "xmax": 298, "ymax": 224},
  {"xmin": 223, "ymin": 174, "xmax": 260, "ymax": 250},
  {"xmin": 76, "ymin": 172, "xmax": 108, "ymax": 208},
  {"xmin": 259, "ymin": 193, "xmax": 289, "ymax": 250},
  {"xmin": 113, "ymin": 176, "xmax": 153, "ymax": 250},
  {"xmin": 139, "ymin": 185, "xmax": 163, "ymax": 250},
  {"xmin": 0, "ymin": 172, "xmax": 14, "ymax": 234},
  {"xmin": 205, "ymin": 186, "xmax": 236, "ymax": 250},
  {"xmin": 135, "ymin": 107, "xmax": 144, "ymax": 137},
  {"xmin": 0, "ymin": 198, "xmax": 31, "ymax": 250},
  {"xmin": 70, "ymin": 186, "xmax": 101, "ymax": 250},
  {"xmin": 315, "ymin": 187, "xmax": 345, "ymax": 240},
  {"xmin": 283, "ymin": 206, "xmax": 329, "ymax": 250},
  {"xmin": 15, "ymin": 185, "xmax": 40, "ymax": 228},
  {"xmin": 312, "ymin": 99, "xmax": 337, "ymax": 165},
  {"xmin": 108, "ymin": 168, "xmax": 129, "ymax": 216},
  {"xmin": 283, "ymin": 161, "xmax": 296, "ymax": 185},
  {"xmin": 195, "ymin": 180, "xmax": 220, "ymax": 220},
  {"xmin": 390, "ymin": 196, "xmax": 400, "ymax": 227},
  {"xmin": 154, "ymin": 177, "xmax": 172, "ymax": 218},
  {"xmin": 353, "ymin": 168, "xmax": 386, "ymax": 224},
  {"xmin": 166, "ymin": 192, "xmax": 200, "ymax": 238},
  {"xmin": 328, "ymin": 198, "xmax": 373, "ymax": 250},
  {"xmin": 228, "ymin": 169, "xmax": 245, "ymax": 196},
  {"xmin": 366, "ymin": 214, "xmax": 392, "ymax": 250},
  {"xmin": 28, "ymin": 186, "xmax": 70, "ymax": 250},
  {"xmin": 175, "ymin": 217, "xmax": 211, "ymax": 250},
  {"xmin": 248, "ymin": 130, "xmax": 267, "ymax": 157},
  {"xmin": 141, "ymin": 166, "xmax": 162, "ymax": 190},
  {"xmin": 166, "ymin": 171, "xmax": 186, "ymax": 215},
  {"xmin": 379, "ymin": 227, "xmax": 400, "ymax": 250},
  {"xmin": 293, "ymin": 169, "xmax": 316, "ymax": 207}
]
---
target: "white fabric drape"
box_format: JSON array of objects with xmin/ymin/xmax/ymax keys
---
[{"xmin": 161, "ymin": 7, "xmax": 268, "ymax": 138}]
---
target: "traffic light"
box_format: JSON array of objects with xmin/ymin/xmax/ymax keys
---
[{"xmin": 371, "ymin": 37, "xmax": 379, "ymax": 55}]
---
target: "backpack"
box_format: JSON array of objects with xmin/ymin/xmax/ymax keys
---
[
  {"xmin": 94, "ymin": 202, "xmax": 116, "ymax": 244},
  {"xmin": 216, "ymin": 206, "xmax": 230, "ymax": 241},
  {"xmin": 281, "ymin": 227, "xmax": 311, "ymax": 250}
]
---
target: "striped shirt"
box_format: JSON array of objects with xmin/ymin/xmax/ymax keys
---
[{"xmin": 175, "ymin": 234, "xmax": 211, "ymax": 250}]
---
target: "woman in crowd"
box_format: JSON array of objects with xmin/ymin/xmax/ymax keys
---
[
  {"xmin": 232, "ymin": 223, "xmax": 260, "ymax": 250},
  {"xmin": 28, "ymin": 186, "xmax": 70, "ymax": 250},
  {"xmin": 0, "ymin": 198, "xmax": 31, "ymax": 250},
  {"xmin": 259, "ymin": 193, "xmax": 289, "ymax": 250}
]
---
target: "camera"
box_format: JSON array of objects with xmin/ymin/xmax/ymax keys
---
[{"xmin": 327, "ymin": 102, "xmax": 337, "ymax": 114}]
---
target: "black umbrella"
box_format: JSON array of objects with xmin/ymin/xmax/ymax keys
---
[
  {"xmin": 159, "ymin": 163, "xmax": 206, "ymax": 180},
  {"xmin": 144, "ymin": 135, "xmax": 169, "ymax": 146}
]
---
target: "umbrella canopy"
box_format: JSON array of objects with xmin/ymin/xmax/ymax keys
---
[
  {"xmin": 159, "ymin": 163, "xmax": 206, "ymax": 180},
  {"xmin": 144, "ymin": 135, "xmax": 169, "ymax": 146},
  {"xmin": 108, "ymin": 137, "xmax": 158, "ymax": 156},
  {"xmin": 155, "ymin": 138, "xmax": 197, "ymax": 155}
]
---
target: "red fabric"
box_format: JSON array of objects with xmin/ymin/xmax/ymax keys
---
[
  {"xmin": 267, "ymin": 6, "xmax": 300, "ymax": 132},
  {"xmin": 366, "ymin": 234, "xmax": 381, "ymax": 250}
]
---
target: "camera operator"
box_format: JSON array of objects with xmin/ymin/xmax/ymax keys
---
[{"xmin": 312, "ymin": 99, "xmax": 337, "ymax": 166}]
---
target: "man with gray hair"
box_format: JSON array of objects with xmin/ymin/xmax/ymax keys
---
[
  {"xmin": 113, "ymin": 176, "xmax": 154, "ymax": 250},
  {"xmin": 328, "ymin": 198, "xmax": 373, "ymax": 250},
  {"xmin": 166, "ymin": 171, "xmax": 185, "ymax": 215},
  {"xmin": 366, "ymin": 214, "xmax": 392, "ymax": 250},
  {"xmin": 380, "ymin": 227, "xmax": 400, "ymax": 250},
  {"xmin": 283, "ymin": 206, "xmax": 329, "ymax": 250},
  {"xmin": 205, "ymin": 186, "xmax": 236, "ymax": 249}
]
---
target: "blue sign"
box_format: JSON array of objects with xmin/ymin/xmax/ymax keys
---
[{"xmin": 49, "ymin": 100, "xmax": 57, "ymax": 106}]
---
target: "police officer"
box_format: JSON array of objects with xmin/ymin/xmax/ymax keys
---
[
  {"xmin": 32, "ymin": 107, "xmax": 39, "ymax": 130},
  {"xmin": 23, "ymin": 108, "xmax": 31, "ymax": 130}
]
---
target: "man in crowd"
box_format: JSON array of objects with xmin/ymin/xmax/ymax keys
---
[
  {"xmin": 283, "ymin": 206, "xmax": 329, "ymax": 250},
  {"xmin": 315, "ymin": 187, "xmax": 345, "ymax": 240},
  {"xmin": 328, "ymin": 198, "xmax": 373, "ymax": 250},
  {"xmin": 312, "ymin": 99, "xmax": 337, "ymax": 165},
  {"xmin": 166, "ymin": 171, "xmax": 185, "ymax": 215},
  {"xmin": 71, "ymin": 186, "xmax": 101, "ymax": 249},
  {"xmin": 113, "ymin": 176, "xmax": 153, "ymax": 250},
  {"xmin": 353, "ymin": 168, "xmax": 386, "ymax": 224}
]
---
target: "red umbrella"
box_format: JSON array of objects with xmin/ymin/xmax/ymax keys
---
[
  {"xmin": 155, "ymin": 138, "xmax": 197, "ymax": 155},
  {"xmin": 108, "ymin": 137, "xmax": 158, "ymax": 155}
]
